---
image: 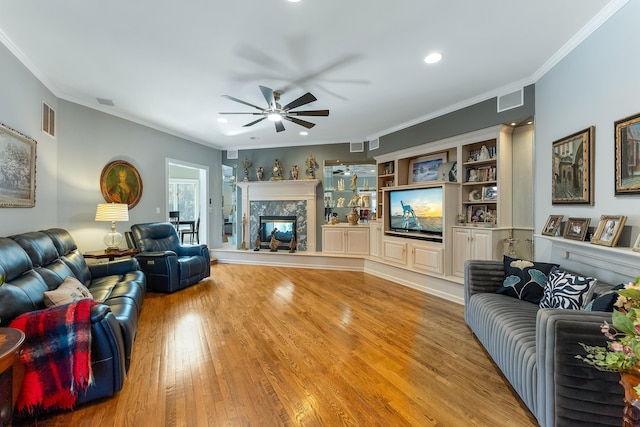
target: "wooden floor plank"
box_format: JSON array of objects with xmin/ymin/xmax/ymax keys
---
[{"xmin": 20, "ymin": 264, "xmax": 537, "ymax": 426}]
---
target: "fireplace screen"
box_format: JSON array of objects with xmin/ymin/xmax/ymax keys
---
[{"xmin": 259, "ymin": 216, "xmax": 297, "ymax": 249}]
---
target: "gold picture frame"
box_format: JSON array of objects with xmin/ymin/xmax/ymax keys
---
[
  {"xmin": 100, "ymin": 160, "xmax": 143, "ymax": 209},
  {"xmin": 552, "ymin": 127, "xmax": 594, "ymax": 205},
  {"xmin": 563, "ymin": 217, "xmax": 590, "ymax": 241},
  {"xmin": 541, "ymin": 214, "xmax": 563, "ymax": 236},
  {"xmin": 0, "ymin": 123, "xmax": 37, "ymax": 208},
  {"xmin": 591, "ymin": 215, "xmax": 626, "ymax": 247},
  {"xmin": 615, "ymin": 112, "xmax": 640, "ymax": 195}
]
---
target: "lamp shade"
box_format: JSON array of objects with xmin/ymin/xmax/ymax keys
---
[{"xmin": 95, "ymin": 203, "xmax": 129, "ymax": 222}]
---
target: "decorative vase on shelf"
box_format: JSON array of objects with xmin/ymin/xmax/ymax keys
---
[
  {"xmin": 620, "ymin": 369, "xmax": 640, "ymax": 426},
  {"xmin": 346, "ymin": 209, "xmax": 359, "ymax": 225}
]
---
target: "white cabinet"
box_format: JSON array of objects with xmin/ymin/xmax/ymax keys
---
[
  {"xmin": 383, "ymin": 236, "xmax": 444, "ymax": 274},
  {"xmin": 322, "ymin": 224, "xmax": 370, "ymax": 255},
  {"xmin": 452, "ymin": 227, "xmax": 510, "ymax": 277},
  {"xmin": 369, "ymin": 221, "xmax": 382, "ymax": 258}
]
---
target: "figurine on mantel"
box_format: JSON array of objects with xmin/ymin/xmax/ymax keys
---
[
  {"xmin": 291, "ymin": 165, "xmax": 299, "ymax": 180},
  {"xmin": 269, "ymin": 229, "xmax": 280, "ymax": 252},
  {"xmin": 289, "ymin": 234, "xmax": 296, "ymax": 253},
  {"xmin": 305, "ymin": 154, "xmax": 317, "ymax": 179},
  {"xmin": 256, "ymin": 167, "xmax": 264, "ymax": 181},
  {"xmin": 254, "ymin": 224, "xmax": 262, "ymax": 251}
]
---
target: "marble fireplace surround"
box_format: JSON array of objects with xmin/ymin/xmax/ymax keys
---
[{"xmin": 237, "ymin": 180, "xmax": 320, "ymax": 251}]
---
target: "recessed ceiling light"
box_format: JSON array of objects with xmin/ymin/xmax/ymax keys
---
[
  {"xmin": 217, "ymin": 117, "xmax": 228, "ymax": 123},
  {"xmin": 424, "ymin": 52, "xmax": 443, "ymax": 64},
  {"xmin": 511, "ymin": 122, "xmax": 517, "ymax": 126},
  {"xmin": 299, "ymin": 131, "xmax": 308, "ymax": 136}
]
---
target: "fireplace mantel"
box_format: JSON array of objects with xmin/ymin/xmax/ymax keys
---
[{"xmin": 237, "ymin": 180, "xmax": 320, "ymax": 251}]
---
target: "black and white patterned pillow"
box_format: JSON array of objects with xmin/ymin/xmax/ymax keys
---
[{"xmin": 539, "ymin": 267, "xmax": 597, "ymax": 310}]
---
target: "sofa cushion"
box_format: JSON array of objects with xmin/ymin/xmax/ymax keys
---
[
  {"xmin": 585, "ymin": 283, "xmax": 625, "ymax": 312},
  {"xmin": 44, "ymin": 276, "xmax": 93, "ymax": 307},
  {"xmin": 539, "ymin": 267, "xmax": 597, "ymax": 310},
  {"xmin": 496, "ymin": 256, "xmax": 558, "ymax": 304}
]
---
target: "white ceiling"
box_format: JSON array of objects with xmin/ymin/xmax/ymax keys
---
[{"xmin": 0, "ymin": 1, "xmax": 626, "ymax": 151}]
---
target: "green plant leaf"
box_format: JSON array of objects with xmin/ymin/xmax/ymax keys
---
[{"xmin": 613, "ymin": 310, "xmax": 636, "ymax": 336}]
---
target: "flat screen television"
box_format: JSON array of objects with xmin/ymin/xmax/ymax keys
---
[{"xmin": 387, "ymin": 186, "xmax": 443, "ymax": 237}]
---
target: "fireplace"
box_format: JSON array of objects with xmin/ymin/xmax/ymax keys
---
[{"xmin": 259, "ymin": 216, "xmax": 296, "ymax": 249}]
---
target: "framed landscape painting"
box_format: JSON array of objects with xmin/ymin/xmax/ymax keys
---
[
  {"xmin": 551, "ymin": 127, "xmax": 594, "ymax": 205},
  {"xmin": 0, "ymin": 123, "xmax": 37, "ymax": 207},
  {"xmin": 615, "ymin": 112, "xmax": 640, "ymax": 195},
  {"xmin": 409, "ymin": 152, "xmax": 447, "ymax": 184}
]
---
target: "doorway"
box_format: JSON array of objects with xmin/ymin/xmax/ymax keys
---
[{"xmin": 166, "ymin": 159, "xmax": 208, "ymax": 245}]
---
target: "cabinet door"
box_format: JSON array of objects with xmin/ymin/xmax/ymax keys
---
[
  {"xmin": 369, "ymin": 223, "xmax": 382, "ymax": 257},
  {"xmin": 323, "ymin": 228, "xmax": 346, "ymax": 253},
  {"xmin": 470, "ymin": 229, "xmax": 493, "ymax": 260},
  {"xmin": 383, "ymin": 239, "xmax": 407, "ymax": 265},
  {"xmin": 410, "ymin": 243, "xmax": 443, "ymax": 274},
  {"xmin": 345, "ymin": 228, "xmax": 370, "ymax": 255},
  {"xmin": 452, "ymin": 228, "xmax": 472, "ymax": 277}
]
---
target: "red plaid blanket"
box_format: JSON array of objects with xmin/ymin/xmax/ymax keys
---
[{"xmin": 9, "ymin": 299, "xmax": 97, "ymax": 414}]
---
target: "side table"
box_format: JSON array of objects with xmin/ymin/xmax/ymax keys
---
[
  {"xmin": 83, "ymin": 248, "xmax": 138, "ymax": 262},
  {"xmin": 0, "ymin": 328, "xmax": 25, "ymax": 426}
]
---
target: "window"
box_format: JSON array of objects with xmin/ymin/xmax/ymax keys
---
[{"xmin": 168, "ymin": 179, "xmax": 199, "ymax": 221}]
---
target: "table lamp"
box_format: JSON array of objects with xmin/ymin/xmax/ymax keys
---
[{"xmin": 95, "ymin": 203, "xmax": 129, "ymax": 252}]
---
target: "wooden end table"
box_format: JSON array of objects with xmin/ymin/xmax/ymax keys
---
[
  {"xmin": 0, "ymin": 328, "xmax": 25, "ymax": 426},
  {"xmin": 83, "ymin": 248, "xmax": 138, "ymax": 262}
]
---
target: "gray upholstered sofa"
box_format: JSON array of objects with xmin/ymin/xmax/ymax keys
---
[{"xmin": 464, "ymin": 259, "xmax": 624, "ymax": 427}]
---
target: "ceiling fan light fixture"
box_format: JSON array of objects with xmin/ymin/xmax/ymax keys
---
[
  {"xmin": 299, "ymin": 131, "xmax": 308, "ymax": 136},
  {"xmin": 267, "ymin": 112, "xmax": 283, "ymax": 122},
  {"xmin": 424, "ymin": 52, "xmax": 443, "ymax": 64}
]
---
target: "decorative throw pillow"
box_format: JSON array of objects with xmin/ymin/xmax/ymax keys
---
[
  {"xmin": 539, "ymin": 267, "xmax": 597, "ymax": 310},
  {"xmin": 585, "ymin": 284, "xmax": 626, "ymax": 312},
  {"xmin": 496, "ymin": 255, "xmax": 559, "ymax": 304},
  {"xmin": 44, "ymin": 276, "xmax": 93, "ymax": 307}
]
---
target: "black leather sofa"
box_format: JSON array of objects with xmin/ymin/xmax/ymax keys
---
[
  {"xmin": 131, "ymin": 222, "xmax": 210, "ymax": 293},
  {"xmin": 0, "ymin": 228, "xmax": 145, "ymax": 408}
]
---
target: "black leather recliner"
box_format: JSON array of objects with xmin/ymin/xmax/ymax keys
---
[{"xmin": 131, "ymin": 222, "xmax": 210, "ymax": 293}]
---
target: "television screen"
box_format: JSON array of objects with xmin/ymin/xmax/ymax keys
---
[{"xmin": 388, "ymin": 187, "xmax": 443, "ymax": 236}]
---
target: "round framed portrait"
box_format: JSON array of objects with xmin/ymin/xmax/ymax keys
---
[{"xmin": 100, "ymin": 160, "xmax": 143, "ymax": 209}]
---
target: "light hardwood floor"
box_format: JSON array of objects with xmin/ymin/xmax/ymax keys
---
[{"xmin": 25, "ymin": 264, "xmax": 537, "ymax": 426}]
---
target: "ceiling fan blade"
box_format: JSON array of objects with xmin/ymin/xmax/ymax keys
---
[
  {"xmin": 284, "ymin": 116, "xmax": 316, "ymax": 129},
  {"xmin": 221, "ymin": 95, "xmax": 264, "ymax": 111},
  {"xmin": 243, "ymin": 117, "xmax": 267, "ymax": 127},
  {"xmin": 286, "ymin": 110, "xmax": 330, "ymax": 117},
  {"xmin": 275, "ymin": 121, "xmax": 286, "ymax": 132},
  {"xmin": 259, "ymin": 85, "xmax": 276, "ymax": 109},
  {"xmin": 282, "ymin": 92, "xmax": 317, "ymax": 111},
  {"xmin": 219, "ymin": 112, "xmax": 264, "ymax": 115}
]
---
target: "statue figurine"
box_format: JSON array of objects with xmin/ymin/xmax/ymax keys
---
[
  {"xmin": 288, "ymin": 234, "xmax": 296, "ymax": 253},
  {"xmin": 242, "ymin": 158, "xmax": 252, "ymax": 182},
  {"xmin": 256, "ymin": 167, "xmax": 264, "ymax": 181},
  {"xmin": 291, "ymin": 165, "xmax": 299, "ymax": 180},
  {"xmin": 350, "ymin": 173, "xmax": 358, "ymax": 190},
  {"xmin": 269, "ymin": 228, "xmax": 279, "ymax": 252},
  {"xmin": 305, "ymin": 154, "xmax": 317, "ymax": 179},
  {"xmin": 347, "ymin": 193, "xmax": 360, "ymax": 207},
  {"xmin": 253, "ymin": 225, "xmax": 262, "ymax": 251}
]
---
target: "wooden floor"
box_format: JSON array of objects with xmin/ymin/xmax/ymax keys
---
[{"xmin": 24, "ymin": 264, "xmax": 537, "ymax": 427}]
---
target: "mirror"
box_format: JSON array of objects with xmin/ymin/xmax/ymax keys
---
[
  {"xmin": 222, "ymin": 164, "xmax": 236, "ymax": 246},
  {"xmin": 323, "ymin": 160, "xmax": 377, "ymax": 223}
]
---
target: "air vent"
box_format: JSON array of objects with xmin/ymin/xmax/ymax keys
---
[
  {"xmin": 369, "ymin": 138, "xmax": 379, "ymax": 151},
  {"xmin": 42, "ymin": 102, "xmax": 55, "ymax": 137},
  {"xmin": 350, "ymin": 141, "xmax": 364, "ymax": 153},
  {"xmin": 227, "ymin": 150, "xmax": 238, "ymax": 160},
  {"xmin": 96, "ymin": 98, "xmax": 115, "ymax": 106},
  {"xmin": 497, "ymin": 89, "xmax": 524, "ymax": 112}
]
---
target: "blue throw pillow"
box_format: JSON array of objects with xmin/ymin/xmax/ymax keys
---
[
  {"xmin": 539, "ymin": 267, "xmax": 597, "ymax": 310},
  {"xmin": 585, "ymin": 284, "xmax": 625, "ymax": 312},
  {"xmin": 496, "ymin": 255, "xmax": 559, "ymax": 304}
]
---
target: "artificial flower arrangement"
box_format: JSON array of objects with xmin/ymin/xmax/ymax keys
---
[{"xmin": 576, "ymin": 277, "xmax": 640, "ymax": 393}]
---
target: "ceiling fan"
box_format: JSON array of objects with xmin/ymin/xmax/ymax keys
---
[{"xmin": 220, "ymin": 85, "xmax": 329, "ymax": 132}]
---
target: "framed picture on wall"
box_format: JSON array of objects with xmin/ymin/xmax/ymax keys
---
[
  {"xmin": 615, "ymin": 112, "xmax": 640, "ymax": 195},
  {"xmin": 551, "ymin": 127, "xmax": 594, "ymax": 205},
  {"xmin": 100, "ymin": 160, "xmax": 143, "ymax": 209},
  {"xmin": 409, "ymin": 152, "xmax": 447, "ymax": 184},
  {"xmin": 0, "ymin": 123, "xmax": 37, "ymax": 208}
]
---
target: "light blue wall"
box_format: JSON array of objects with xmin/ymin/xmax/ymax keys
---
[
  {"xmin": 0, "ymin": 42, "xmax": 222, "ymax": 251},
  {"xmin": 534, "ymin": 1, "xmax": 639, "ymax": 256}
]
